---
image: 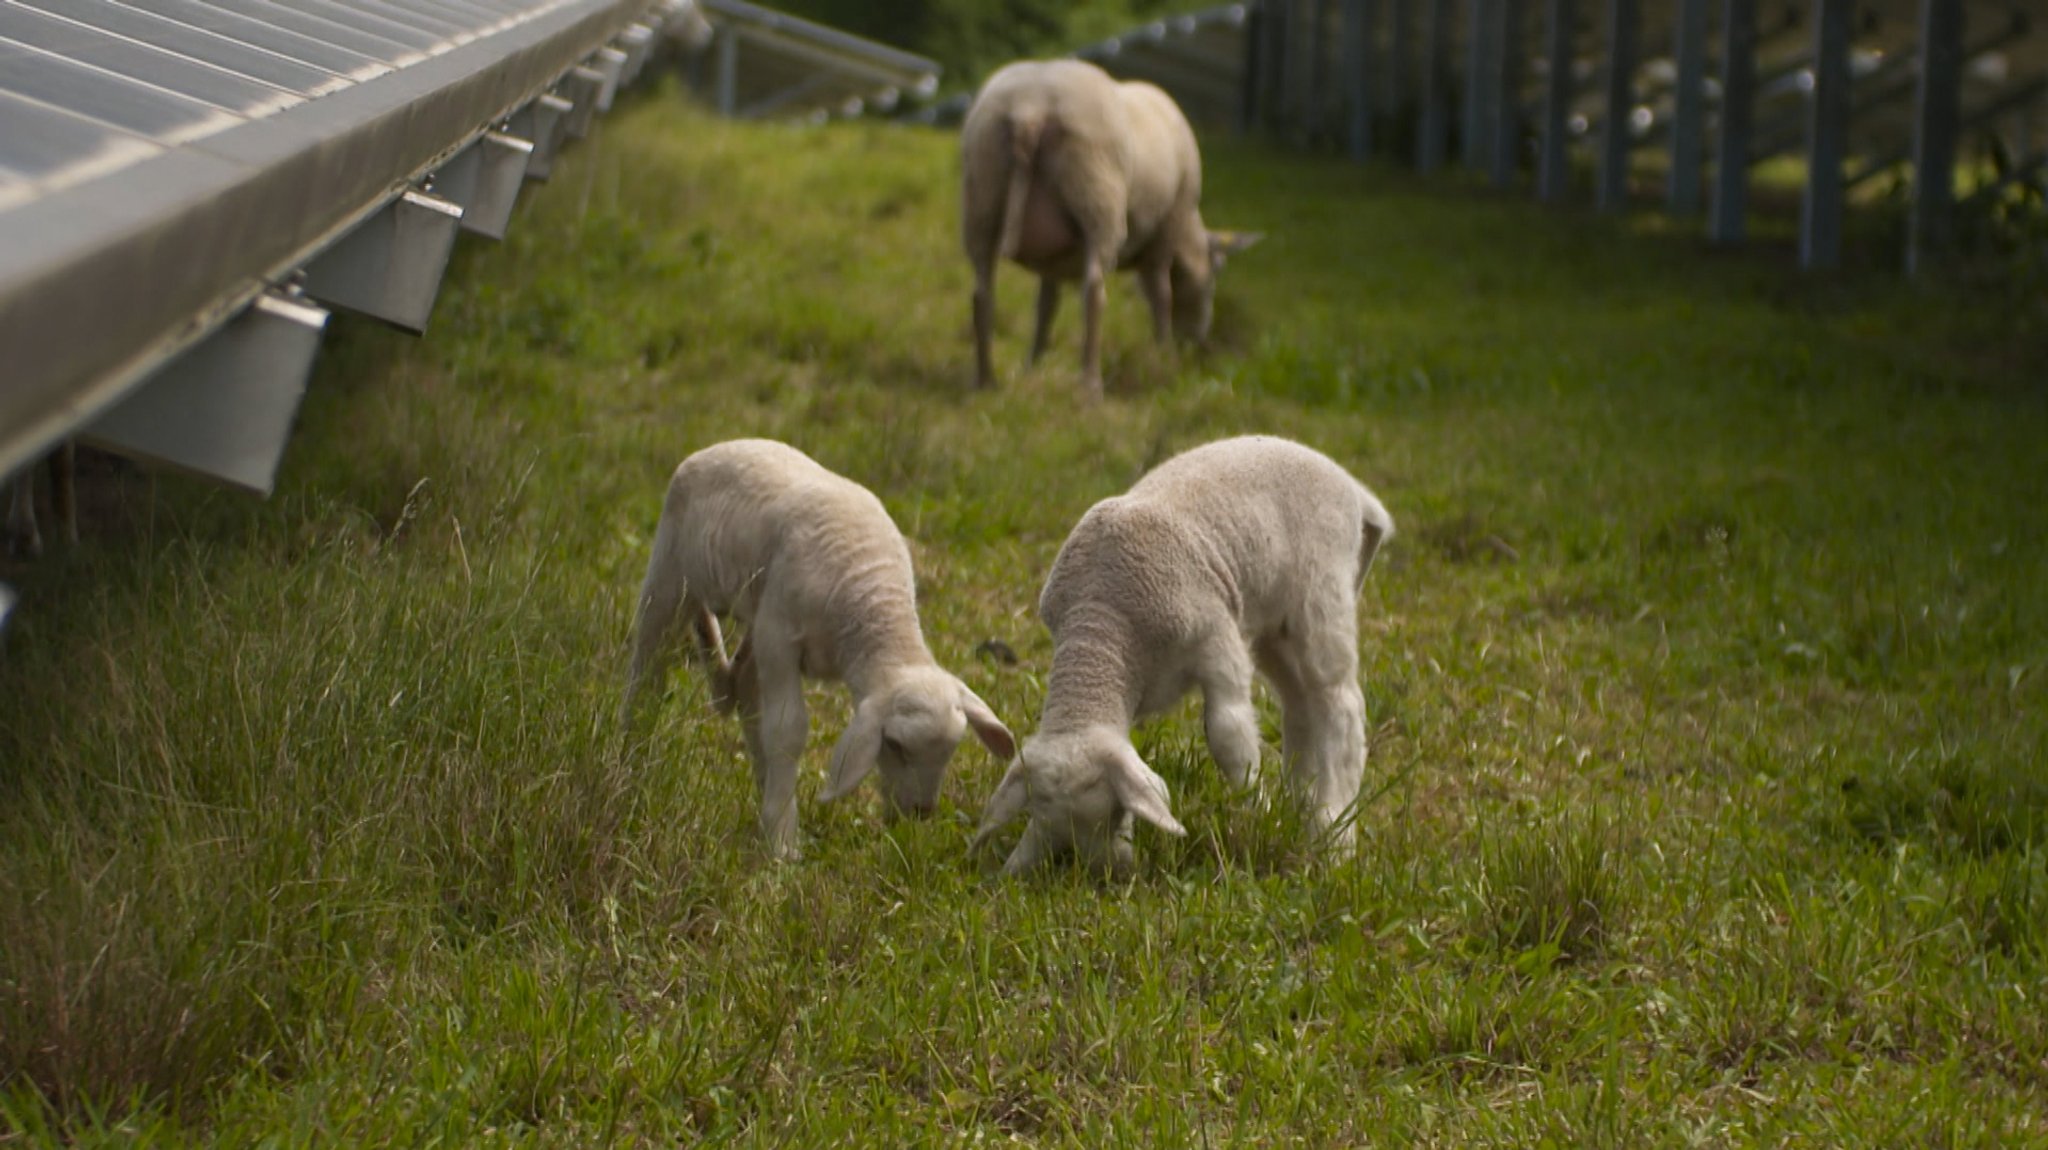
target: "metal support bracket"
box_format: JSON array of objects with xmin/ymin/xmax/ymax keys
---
[
  {"xmin": 509, "ymin": 93, "xmax": 574, "ymax": 181},
  {"xmin": 594, "ymin": 46, "xmax": 630, "ymax": 111},
  {"xmin": 80, "ymin": 292, "xmax": 329, "ymax": 497},
  {"xmin": 620, "ymin": 23, "xmax": 656, "ymax": 85},
  {"xmin": 301, "ymin": 190, "xmax": 465, "ymax": 333},
  {"xmin": 434, "ymin": 132, "xmax": 533, "ymax": 240},
  {"xmin": 559, "ymin": 65, "xmax": 606, "ymax": 139}
]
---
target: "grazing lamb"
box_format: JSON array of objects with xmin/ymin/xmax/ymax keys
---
[
  {"xmin": 626, "ymin": 439, "xmax": 1016, "ymax": 860},
  {"xmin": 972, "ymin": 436, "xmax": 1393, "ymax": 876},
  {"xmin": 960, "ymin": 59, "xmax": 1259, "ymax": 399}
]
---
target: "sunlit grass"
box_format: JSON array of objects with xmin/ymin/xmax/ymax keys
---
[{"xmin": 1, "ymin": 76, "xmax": 2044, "ymax": 1143}]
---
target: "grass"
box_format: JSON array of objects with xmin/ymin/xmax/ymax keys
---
[{"xmin": 2, "ymin": 75, "xmax": 2046, "ymax": 1144}]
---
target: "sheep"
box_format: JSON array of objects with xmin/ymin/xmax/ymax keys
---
[
  {"xmin": 960, "ymin": 58, "xmax": 1260, "ymax": 399},
  {"xmin": 625, "ymin": 439, "xmax": 1016, "ymax": 860},
  {"xmin": 972, "ymin": 435, "xmax": 1394, "ymax": 876}
]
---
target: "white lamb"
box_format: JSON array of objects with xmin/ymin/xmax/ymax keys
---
[
  {"xmin": 626, "ymin": 439, "xmax": 1016, "ymax": 859},
  {"xmin": 972, "ymin": 435, "xmax": 1394, "ymax": 876}
]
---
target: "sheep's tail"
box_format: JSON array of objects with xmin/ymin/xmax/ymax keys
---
[
  {"xmin": 626, "ymin": 490, "xmax": 693, "ymax": 713},
  {"xmin": 1357, "ymin": 486, "xmax": 1396, "ymax": 586},
  {"xmin": 996, "ymin": 113, "xmax": 1043, "ymax": 262}
]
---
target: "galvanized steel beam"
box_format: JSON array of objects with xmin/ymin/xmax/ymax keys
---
[
  {"xmin": 1491, "ymin": 0, "xmax": 1524, "ymax": 185},
  {"xmin": 1799, "ymin": 0, "xmax": 1852, "ymax": 269},
  {"xmin": 1597, "ymin": 0, "xmax": 1639, "ymax": 211},
  {"xmin": 1465, "ymin": 0, "xmax": 1494, "ymax": 168},
  {"xmin": 1306, "ymin": 0, "xmax": 1329, "ymax": 143},
  {"xmin": 1668, "ymin": 0, "xmax": 1708, "ymax": 213},
  {"xmin": 1906, "ymin": 0, "xmax": 1962, "ymax": 274},
  {"xmin": 1539, "ymin": 0, "xmax": 1575, "ymax": 200},
  {"xmin": 1418, "ymin": 0, "xmax": 1449, "ymax": 170},
  {"xmin": 1385, "ymin": 0, "xmax": 1410, "ymax": 117},
  {"xmin": 1345, "ymin": 0, "xmax": 1377, "ymax": 159},
  {"xmin": 1709, "ymin": 0, "xmax": 1756, "ymax": 242}
]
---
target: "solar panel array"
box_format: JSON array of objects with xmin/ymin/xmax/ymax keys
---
[
  {"xmin": 692, "ymin": 0, "xmax": 939, "ymax": 121},
  {"xmin": 0, "ymin": 0, "xmax": 663, "ymax": 485},
  {"xmin": 0, "ymin": 0, "xmax": 605, "ymax": 212}
]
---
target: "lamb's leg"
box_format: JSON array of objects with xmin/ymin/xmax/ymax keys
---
[
  {"xmin": 971, "ymin": 255, "xmax": 998, "ymax": 390},
  {"xmin": 1197, "ymin": 637, "xmax": 1263, "ymax": 790},
  {"xmin": 1139, "ymin": 262, "xmax": 1173, "ymax": 345},
  {"xmin": 1284, "ymin": 679, "xmax": 1366, "ymax": 852},
  {"xmin": 1078, "ymin": 247, "xmax": 1109, "ymax": 401},
  {"xmin": 741, "ymin": 627, "xmax": 807, "ymax": 861},
  {"xmin": 1001, "ymin": 819, "xmax": 1056, "ymax": 875},
  {"xmin": 1029, "ymin": 276, "xmax": 1060, "ymax": 365},
  {"xmin": 1259, "ymin": 606, "xmax": 1368, "ymax": 853}
]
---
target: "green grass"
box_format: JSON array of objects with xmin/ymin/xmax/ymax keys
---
[{"xmin": 2, "ymin": 78, "xmax": 2046, "ymax": 1144}]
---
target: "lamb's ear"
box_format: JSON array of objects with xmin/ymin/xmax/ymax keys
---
[
  {"xmin": 955, "ymin": 679, "xmax": 1017, "ymax": 761},
  {"xmin": 1207, "ymin": 229, "xmax": 1265, "ymax": 268},
  {"xmin": 821, "ymin": 696, "xmax": 886, "ymax": 802},
  {"xmin": 1108, "ymin": 745, "xmax": 1186, "ymax": 837},
  {"xmin": 971, "ymin": 759, "xmax": 1030, "ymax": 855}
]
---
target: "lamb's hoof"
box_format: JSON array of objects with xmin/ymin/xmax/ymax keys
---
[{"xmin": 975, "ymin": 638, "xmax": 1019, "ymax": 666}]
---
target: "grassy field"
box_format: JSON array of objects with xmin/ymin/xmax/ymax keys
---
[{"xmin": 2, "ymin": 76, "xmax": 2046, "ymax": 1144}]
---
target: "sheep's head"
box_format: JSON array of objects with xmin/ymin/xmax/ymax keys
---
[
  {"xmin": 820, "ymin": 667, "xmax": 1015, "ymax": 819},
  {"xmin": 970, "ymin": 728, "xmax": 1185, "ymax": 876},
  {"xmin": 1171, "ymin": 229, "xmax": 1264, "ymax": 343}
]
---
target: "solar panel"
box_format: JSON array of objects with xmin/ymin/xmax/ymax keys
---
[
  {"xmin": 26, "ymin": 0, "xmax": 382, "ymax": 87},
  {"xmin": 21, "ymin": 0, "xmax": 367, "ymax": 89},
  {"xmin": 170, "ymin": 0, "xmax": 421, "ymax": 62},
  {"xmin": 0, "ymin": 41, "xmax": 244, "ymax": 141},
  {"xmin": 0, "ymin": 3, "xmax": 300, "ymax": 114},
  {"xmin": 0, "ymin": 87, "xmax": 160, "ymax": 182}
]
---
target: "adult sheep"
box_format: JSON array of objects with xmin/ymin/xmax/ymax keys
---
[
  {"xmin": 961, "ymin": 59, "xmax": 1258, "ymax": 399},
  {"xmin": 973, "ymin": 436, "xmax": 1394, "ymax": 876}
]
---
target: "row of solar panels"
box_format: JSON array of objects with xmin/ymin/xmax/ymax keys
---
[
  {"xmin": 0, "ymin": 0, "xmax": 942, "ymax": 627},
  {"xmin": 0, "ymin": 0, "xmax": 677, "ymax": 487},
  {"xmin": 0, "ymin": 0, "xmax": 939, "ymax": 485}
]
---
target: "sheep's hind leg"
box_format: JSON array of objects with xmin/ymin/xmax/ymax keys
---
[
  {"xmin": 1029, "ymin": 276, "xmax": 1060, "ymax": 365},
  {"xmin": 1139, "ymin": 262, "xmax": 1172, "ymax": 345},
  {"xmin": 1078, "ymin": 248, "xmax": 1110, "ymax": 400},
  {"xmin": 971, "ymin": 256, "xmax": 998, "ymax": 390},
  {"xmin": 1259, "ymin": 626, "xmax": 1367, "ymax": 854}
]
